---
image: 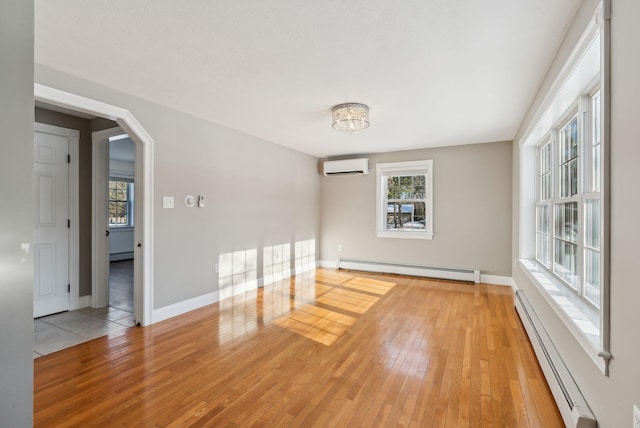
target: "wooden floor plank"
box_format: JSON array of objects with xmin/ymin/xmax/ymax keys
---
[{"xmin": 34, "ymin": 268, "xmax": 563, "ymax": 427}]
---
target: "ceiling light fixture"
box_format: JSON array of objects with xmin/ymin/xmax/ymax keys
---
[{"xmin": 331, "ymin": 103, "xmax": 369, "ymax": 133}]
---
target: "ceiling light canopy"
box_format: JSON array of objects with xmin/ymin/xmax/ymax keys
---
[{"xmin": 332, "ymin": 103, "xmax": 369, "ymax": 133}]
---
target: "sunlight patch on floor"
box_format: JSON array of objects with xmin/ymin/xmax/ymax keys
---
[{"xmin": 271, "ymin": 272, "xmax": 396, "ymax": 346}]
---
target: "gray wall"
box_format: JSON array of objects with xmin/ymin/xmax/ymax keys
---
[
  {"xmin": 512, "ymin": 0, "xmax": 640, "ymax": 426},
  {"xmin": 34, "ymin": 108, "xmax": 117, "ymax": 296},
  {"xmin": 0, "ymin": 0, "xmax": 34, "ymax": 426},
  {"xmin": 35, "ymin": 65, "xmax": 321, "ymax": 309},
  {"xmin": 321, "ymin": 141, "xmax": 512, "ymax": 276}
]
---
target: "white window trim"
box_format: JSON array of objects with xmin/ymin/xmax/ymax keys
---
[
  {"xmin": 518, "ymin": 258, "xmax": 605, "ymax": 373},
  {"xmin": 376, "ymin": 160, "xmax": 433, "ymax": 240},
  {"xmin": 108, "ymin": 179, "xmax": 135, "ymax": 228},
  {"xmin": 517, "ymin": 3, "xmax": 610, "ymax": 375}
]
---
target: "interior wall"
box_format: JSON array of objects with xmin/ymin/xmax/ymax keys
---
[
  {"xmin": 512, "ymin": 0, "xmax": 640, "ymax": 426},
  {"xmin": 0, "ymin": 0, "xmax": 34, "ymax": 425},
  {"xmin": 35, "ymin": 65, "xmax": 321, "ymax": 310},
  {"xmin": 34, "ymin": 107, "xmax": 117, "ymax": 297},
  {"xmin": 320, "ymin": 141, "xmax": 512, "ymax": 277}
]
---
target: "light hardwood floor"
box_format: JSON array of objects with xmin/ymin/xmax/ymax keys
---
[{"xmin": 34, "ymin": 268, "xmax": 563, "ymax": 427}]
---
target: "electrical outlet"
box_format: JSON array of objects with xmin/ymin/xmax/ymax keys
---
[
  {"xmin": 162, "ymin": 196, "xmax": 174, "ymax": 209},
  {"xmin": 215, "ymin": 264, "xmax": 219, "ymax": 274},
  {"xmin": 633, "ymin": 404, "xmax": 640, "ymax": 428}
]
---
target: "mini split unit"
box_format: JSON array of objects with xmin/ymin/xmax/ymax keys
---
[{"xmin": 322, "ymin": 158, "xmax": 369, "ymax": 176}]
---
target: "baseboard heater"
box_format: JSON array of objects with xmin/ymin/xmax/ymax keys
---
[
  {"xmin": 110, "ymin": 251, "xmax": 134, "ymax": 262},
  {"xmin": 514, "ymin": 290, "xmax": 596, "ymax": 428},
  {"xmin": 336, "ymin": 258, "xmax": 480, "ymax": 284}
]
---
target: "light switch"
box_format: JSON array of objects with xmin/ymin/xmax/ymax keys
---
[{"xmin": 163, "ymin": 196, "xmax": 174, "ymax": 209}]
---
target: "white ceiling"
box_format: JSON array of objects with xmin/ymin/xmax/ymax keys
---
[{"xmin": 35, "ymin": 1, "xmax": 580, "ymax": 158}]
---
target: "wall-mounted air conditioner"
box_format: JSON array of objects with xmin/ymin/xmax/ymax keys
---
[{"xmin": 323, "ymin": 158, "xmax": 369, "ymax": 176}]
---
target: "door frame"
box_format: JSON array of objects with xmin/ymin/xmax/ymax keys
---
[
  {"xmin": 91, "ymin": 127, "xmax": 120, "ymax": 309},
  {"xmin": 35, "ymin": 83, "xmax": 155, "ymax": 326},
  {"xmin": 33, "ymin": 122, "xmax": 80, "ymax": 313}
]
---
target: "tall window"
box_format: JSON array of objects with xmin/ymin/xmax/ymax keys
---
[
  {"xmin": 535, "ymin": 91, "xmax": 602, "ymax": 308},
  {"xmin": 584, "ymin": 91, "xmax": 602, "ymax": 307},
  {"xmin": 536, "ymin": 142, "xmax": 552, "ymax": 267},
  {"xmin": 376, "ymin": 160, "xmax": 433, "ymax": 239},
  {"xmin": 109, "ymin": 180, "xmax": 134, "ymax": 226}
]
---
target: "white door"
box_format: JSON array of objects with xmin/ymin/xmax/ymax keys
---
[{"xmin": 34, "ymin": 131, "xmax": 70, "ymax": 317}]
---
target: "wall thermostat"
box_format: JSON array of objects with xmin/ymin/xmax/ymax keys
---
[{"xmin": 184, "ymin": 195, "xmax": 196, "ymax": 208}]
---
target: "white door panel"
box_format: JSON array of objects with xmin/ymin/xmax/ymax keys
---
[{"xmin": 34, "ymin": 131, "xmax": 70, "ymax": 317}]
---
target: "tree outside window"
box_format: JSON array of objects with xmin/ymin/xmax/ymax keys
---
[{"xmin": 109, "ymin": 180, "xmax": 133, "ymax": 226}]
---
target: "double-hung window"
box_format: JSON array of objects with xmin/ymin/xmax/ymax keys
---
[
  {"xmin": 521, "ymin": 11, "xmax": 607, "ymax": 372},
  {"xmin": 376, "ymin": 160, "xmax": 433, "ymax": 239},
  {"xmin": 535, "ymin": 90, "xmax": 602, "ymax": 309},
  {"xmin": 108, "ymin": 180, "xmax": 134, "ymax": 227}
]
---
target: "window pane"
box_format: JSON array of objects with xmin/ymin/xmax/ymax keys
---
[
  {"xmin": 540, "ymin": 143, "xmax": 551, "ymax": 174},
  {"xmin": 559, "ymin": 117, "xmax": 579, "ymax": 197},
  {"xmin": 560, "ymin": 117, "xmax": 578, "ymax": 163},
  {"xmin": 398, "ymin": 176, "xmax": 412, "ymax": 198},
  {"xmin": 584, "ymin": 199, "xmax": 600, "ymax": 250},
  {"xmin": 387, "ymin": 174, "xmax": 427, "ymax": 201},
  {"xmin": 386, "ymin": 203, "xmax": 400, "ymax": 230},
  {"xmin": 413, "ymin": 186, "xmax": 425, "ymax": 199},
  {"xmin": 536, "ymin": 205, "xmax": 550, "ymax": 234},
  {"xmin": 584, "ymin": 248, "xmax": 600, "ymax": 308},
  {"xmin": 385, "ymin": 202, "xmax": 426, "ymax": 231},
  {"xmin": 540, "ymin": 174, "xmax": 551, "ymax": 201},
  {"xmin": 554, "ymin": 202, "xmax": 578, "ymax": 243},
  {"xmin": 560, "ymin": 159, "xmax": 578, "ymax": 198},
  {"xmin": 536, "ymin": 233, "xmax": 551, "ymax": 267},
  {"xmin": 536, "ymin": 205, "xmax": 551, "ymax": 267},
  {"xmin": 538, "ymin": 143, "xmax": 552, "ymax": 201},
  {"xmin": 553, "ymin": 239, "xmax": 578, "ymax": 290},
  {"xmin": 591, "ymin": 92, "xmax": 601, "ymax": 193},
  {"xmin": 592, "ymin": 145, "xmax": 601, "ymax": 192}
]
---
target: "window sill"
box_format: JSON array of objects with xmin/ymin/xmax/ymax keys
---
[
  {"xmin": 376, "ymin": 230, "xmax": 433, "ymax": 240},
  {"xmin": 517, "ymin": 258, "xmax": 607, "ymax": 374}
]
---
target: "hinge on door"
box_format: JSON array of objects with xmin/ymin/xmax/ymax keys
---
[
  {"xmin": 67, "ymin": 154, "xmax": 71, "ymax": 164},
  {"xmin": 68, "ymin": 284, "xmax": 71, "ymax": 293},
  {"xmin": 68, "ymin": 219, "xmax": 71, "ymax": 228}
]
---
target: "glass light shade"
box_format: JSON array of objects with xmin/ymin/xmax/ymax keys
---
[{"xmin": 332, "ymin": 103, "xmax": 369, "ymax": 133}]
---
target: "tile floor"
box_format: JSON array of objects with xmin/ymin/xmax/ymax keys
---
[
  {"xmin": 34, "ymin": 260, "xmax": 135, "ymax": 358},
  {"xmin": 33, "ymin": 307, "xmax": 135, "ymax": 358}
]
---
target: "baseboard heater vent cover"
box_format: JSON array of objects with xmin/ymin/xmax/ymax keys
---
[
  {"xmin": 336, "ymin": 258, "xmax": 480, "ymax": 284},
  {"xmin": 514, "ymin": 290, "xmax": 596, "ymax": 428}
]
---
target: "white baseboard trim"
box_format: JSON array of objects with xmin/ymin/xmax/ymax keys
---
[
  {"xmin": 318, "ymin": 259, "xmax": 337, "ymax": 269},
  {"xmin": 153, "ymin": 290, "xmax": 220, "ymax": 324},
  {"xmin": 218, "ymin": 279, "xmax": 259, "ymax": 301},
  {"xmin": 294, "ymin": 262, "xmax": 316, "ymax": 275},
  {"xmin": 151, "ymin": 265, "xmax": 319, "ymax": 324},
  {"xmin": 78, "ymin": 295, "xmax": 91, "ymax": 309},
  {"xmin": 321, "ymin": 259, "xmax": 511, "ymax": 286},
  {"xmin": 110, "ymin": 252, "xmax": 134, "ymax": 262},
  {"xmin": 479, "ymin": 274, "xmax": 512, "ymax": 286},
  {"xmin": 262, "ymin": 269, "xmax": 293, "ymax": 288}
]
